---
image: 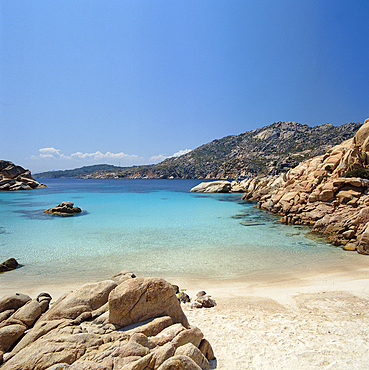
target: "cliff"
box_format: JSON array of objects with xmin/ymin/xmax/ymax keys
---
[
  {"xmin": 37, "ymin": 121, "xmax": 361, "ymax": 179},
  {"xmin": 0, "ymin": 161, "xmax": 46, "ymax": 191},
  {"xmin": 236, "ymin": 118, "xmax": 369, "ymax": 254}
]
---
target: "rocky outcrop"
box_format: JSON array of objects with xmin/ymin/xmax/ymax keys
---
[
  {"xmin": 37, "ymin": 121, "xmax": 362, "ymax": 180},
  {"xmin": 0, "ymin": 161, "xmax": 46, "ymax": 191},
  {"xmin": 190, "ymin": 181, "xmax": 232, "ymax": 193},
  {"xmin": 0, "ymin": 272, "xmax": 215, "ymax": 369},
  {"xmin": 239, "ymin": 118, "xmax": 369, "ymax": 254},
  {"xmin": 43, "ymin": 202, "xmax": 82, "ymax": 216}
]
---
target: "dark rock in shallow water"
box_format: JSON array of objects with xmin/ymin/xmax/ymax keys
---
[
  {"xmin": 43, "ymin": 202, "xmax": 82, "ymax": 216},
  {"xmin": 0, "ymin": 258, "xmax": 18, "ymax": 273}
]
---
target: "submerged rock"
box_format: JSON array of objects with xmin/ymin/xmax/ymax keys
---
[{"xmin": 43, "ymin": 202, "xmax": 82, "ymax": 216}]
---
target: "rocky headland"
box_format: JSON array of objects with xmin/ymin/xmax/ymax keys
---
[
  {"xmin": 37, "ymin": 121, "xmax": 361, "ymax": 180},
  {"xmin": 0, "ymin": 271, "xmax": 215, "ymax": 369},
  {"xmin": 0, "ymin": 161, "xmax": 46, "ymax": 191},
  {"xmin": 192, "ymin": 118, "xmax": 369, "ymax": 255}
]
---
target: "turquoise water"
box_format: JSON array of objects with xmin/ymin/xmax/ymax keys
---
[{"xmin": 0, "ymin": 179, "xmax": 348, "ymax": 291}]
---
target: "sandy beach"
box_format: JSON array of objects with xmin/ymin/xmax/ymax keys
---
[
  {"xmin": 2, "ymin": 254, "xmax": 369, "ymax": 369},
  {"xmin": 180, "ymin": 259, "xmax": 369, "ymax": 369}
]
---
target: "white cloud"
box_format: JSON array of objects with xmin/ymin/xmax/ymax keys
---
[
  {"xmin": 150, "ymin": 154, "xmax": 168, "ymax": 163},
  {"xmin": 29, "ymin": 147, "xmax": 192, "ymax": 172},
  {"xmin": 172, "ymin": 149, "xmax": 191, "ymax": 157},
  {"xmin": 149, "ymin": 148, "xmax": 192, "ymax": 164},
  {"xmin": 70, "ymin": 151, "xmax": 138, "ymax": 160}
]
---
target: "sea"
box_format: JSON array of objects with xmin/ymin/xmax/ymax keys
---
[{"xmin": 0, "ymin": 178, "xmax": 355, "ymax": 293}]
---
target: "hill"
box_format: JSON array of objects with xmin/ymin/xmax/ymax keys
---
[{"xmin": 36, "ymin": 121, "xmax": 361, "ymax": 179}]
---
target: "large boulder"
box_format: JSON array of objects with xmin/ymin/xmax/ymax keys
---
[
  {"xmin": 109, "ymin": 277, "xmax": 189, "ymax": 328},
  {"xmin": 190, "ymin": 181, "xmax": 232, "ymax": 193},
  {"xmin": 0, "ymin": 293, "xmax": 31, "ymax": 313},
  {"xmin": 12, "ymin": 300, "xmax": 42, "ymax": 327},
  {"xmin": 0, "ymin": 324, "xmax": 27, "ymax": 353},
  {"xmin": 41, "ymin": 280, "xmax": 117, "ymax": 321}
]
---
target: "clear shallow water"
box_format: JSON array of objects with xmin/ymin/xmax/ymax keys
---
[{"xmin": 0, "ymin": 179, "xmax": 348, "ymax": 291}]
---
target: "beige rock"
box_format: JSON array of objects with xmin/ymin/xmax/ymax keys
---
[
  {"xmin": 110, "ymin": 340, "xmax": 149, "ymax": 358},
  {"xmin": 0, "ymin": 293, "xmax": 31, "ymax": 313},
  {"xmin": 319, "ymin": 189, "xmax": 334, "ymax": 202},
  {"xmin": 8, "ymin": 319, "xmax": 72, "ymax": 358},
  {"xmin": 198, "ymin": 339, "xmax": 215, "ymax": 361},
  {"xmin": 2, "ymin": 333, "xmax": 104, "ymax": 370},
  {"xmin": 111, "ymin": 270, "xmax": 136, "ymax": 285},
  {"xmin": 42, "ymin": 280, "xmax": 117, "ymax": 321},
  {"xmin": 109, "ymin": 277, "xmax": 188, "ymax": 328},
  {"xmin": 0, "ymin": 324, "xmax": 26, "ymax": 353},
  {"xmin": 46, "ymin": 364, "xmax": 70, "ymax": 370},
  {"xmin": 149, "ymin": 342, "xmax": 176, "ymax": 369},
  {"xmin": 69, "ymin": 361, "xmax": 108, "ymax": 369},
  {"xmin": 0, "ymin": 310, "xmax": 14, "ymax": 324},
  {"xmin": 190, "ymin": 181, "xmax": 231, "ymax": 193},
  {"xmin": 150, "ymin": 323, "xmax": 186, "ymax": 347},
  {"xmin": 175, "ymin": 343, "xmax": 209, "ymax": 370},
  {"xmin": 45, "ymin": 364, "xmax": 70, "ymax": 370},
  {"xmin": 343, "ymin": 243, "xmax": 357, "ymax": 251},
  {"xmin": 124, "ymin": 316, "xmax": 173, "ymax": 338},
  {"xmin": 336, "ymin": 189, "xmax": 361, "ymax": 204},
  {"xmin": 171, "ymin": 326, "xmax": 203, "ymax": 349},
  {"xmin": 12, "ymin": 300, "xmax": 42, "ymax": 327},
  {"xmin": 357, "ymin": 223, "xmax": 369, "ymax": 255},
  {"xmin": 354, "ymin": 120, "xmax": 369, "ymax": 147},
  {"xmin": 156, "ymin": 355, "xmax": 202, "ymax": 370},
  {"xmin": 120, "ymin": 353, "xmax": 153, "ymax": 370}
]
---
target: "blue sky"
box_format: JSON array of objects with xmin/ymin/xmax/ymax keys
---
[{"xmin": 1, "ymin": 1, "xmax": 368, "ymax": 173}]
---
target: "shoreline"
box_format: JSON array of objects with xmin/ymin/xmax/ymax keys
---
[
  {"xmin": 2, "ymin": 251, "xmax": 368, "ymax": 303},
  {"xmin": 1, "ymin": 255, "xmax": 369, "ymax": 368}
]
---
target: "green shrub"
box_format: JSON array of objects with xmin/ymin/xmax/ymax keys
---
[{"xmin": 344, "ymin": 168, "xmax": 369, "ymax": 179}]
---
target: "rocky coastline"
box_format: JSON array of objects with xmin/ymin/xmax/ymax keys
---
[
  {"xmin": 0, "ymin": 271, "xmax": 215, "ymax": 369},
  {"xmin": 0, "ymin": 161, "xmax": 46, "ymax": 191},
  {"xmin": 191, "ymin": 118, "xmax": 369, "ymax": 255}
]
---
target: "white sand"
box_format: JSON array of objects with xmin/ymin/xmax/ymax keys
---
[
  {"xmin": 180, "ymin": 261, "xmax": 369, "ymax": 369},
  {"xmin": 3, "ymin": 256, "xmax": 369, "ymax": 369}
]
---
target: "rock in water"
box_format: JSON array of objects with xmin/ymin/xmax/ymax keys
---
[
  {"xmin": 43, "ymin": 202, "xmax": 82, "ymax": 216},
  {"xmin": 0, "ymin": 258, "xmax": 19, "ymax": 273},
  {"xmin": 190, "ymin": 181, "xmax": 232, "ymax": 193}
]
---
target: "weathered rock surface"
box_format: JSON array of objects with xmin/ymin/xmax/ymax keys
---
[
  {"xmin": 0, "ymin": 273, "xmax": 214, "ymax": 370},
  {"xmin": 190, "ymin": 181, "xmax": 232, "ymax": 193},
  {"xmin": 0, "ymin": 161, "xmax": 46, "ymax": 191},
  {"xmin": 109, "ymin": 277, "xmax": 189, "ymax": 328},
  {"xmin": 41, "ymin": 280, "xmax": 117, "ymax": 321},
  {"xmin": 0, "ymin": 293, "xmax": 31, "ymax": 313},
  {"xmin": 237, "ymin": 118, "xmax": 369, "ymax": 254},
  {"xmin": 43, "ymin": 202, "xmax": 82, "ymax": 216}
]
